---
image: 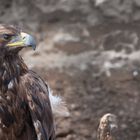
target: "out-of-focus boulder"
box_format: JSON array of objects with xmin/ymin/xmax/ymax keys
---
[{"xmin": 0, "ymin": 0, "xmax": 140, "ymax": 31}]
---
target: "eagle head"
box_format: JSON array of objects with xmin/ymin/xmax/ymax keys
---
[{"xmin": 0, "ymin": 24, "xmax": 36, "ymax": 54}]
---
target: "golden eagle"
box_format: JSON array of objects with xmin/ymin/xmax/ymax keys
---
[{"xmin": 0, "ymin": 24, "xmax": 68, "ymax": 140}]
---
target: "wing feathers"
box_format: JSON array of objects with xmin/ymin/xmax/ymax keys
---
[{"xmin": 22, "ymin": 71, "xmax": 55, "ymax": 140}]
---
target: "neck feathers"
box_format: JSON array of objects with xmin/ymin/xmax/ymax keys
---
[{"xmin": 0, "ymin": 55, "xmax": 28, "ymax": 92}]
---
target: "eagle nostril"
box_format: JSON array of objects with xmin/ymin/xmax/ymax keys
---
[{"xmin": 22, "ymin": 36, "xmax": 26, "ymax": 40}]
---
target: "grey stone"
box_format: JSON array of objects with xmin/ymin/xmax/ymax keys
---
[{"xmin": 134, "ymin": 0, "xmax": 140, "ymax": 7}]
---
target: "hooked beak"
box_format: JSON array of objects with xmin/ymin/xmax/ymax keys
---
[{"xmin": 7, "ymin": 32, "xmax": 36, "ymax": 50}]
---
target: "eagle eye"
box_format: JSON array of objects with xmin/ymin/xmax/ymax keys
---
[{"xmin": 3, "ymin": 34, "xmax": 12, "ymax": 41}]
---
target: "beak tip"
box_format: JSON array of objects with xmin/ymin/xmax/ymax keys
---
[
  {"xmin": 32, "ymin": 45, "xmax": 36, "ymax": 50},
  {"xmin": 22, "ymin": 33, "xmax": 36, "ymax": 50}
]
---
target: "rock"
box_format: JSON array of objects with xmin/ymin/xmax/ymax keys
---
[
  {"xmin": 96, "ymin": 0, "xmax": 133, "ymax": 22},
  {"xmin": 0, "ymin": 0, "xmax": 140, "ymax": 28},
  {"xmin": 95, "ymin": 0, "xmax": 108, "ymax": 6},
  {"xmin": 133, "ymin": 10, "xmax": 140, "ymax": 21},
  {"xmin": 134, "ymin": 0, "xmax": 140, "ymax": 7}
]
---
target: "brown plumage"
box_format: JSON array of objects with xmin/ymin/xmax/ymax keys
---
[
  {"xmin": 0, "ymin": 24, "xmax": 55, "ymax": 140},
  {"xmin": 97, "ymin": 113, "xmax": 118, "ymax": 140}
]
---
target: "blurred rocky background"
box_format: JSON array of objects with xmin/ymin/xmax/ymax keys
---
[
  {"xmin": 1, "ymin": 0, "xmax": 140, "ymax": 30},
  {"xmin": 1, "ymin": 0, "xmax": 140, "ymax": 140}
]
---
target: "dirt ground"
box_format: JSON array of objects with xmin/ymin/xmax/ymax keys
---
[{"xmin": 21, "ymin": 21, "xmax": 140, "ymax": 140}]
